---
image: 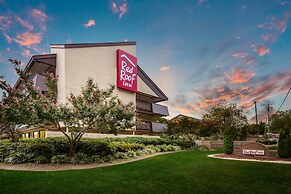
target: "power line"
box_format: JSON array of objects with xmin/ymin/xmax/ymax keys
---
[{"xmin": 276, "ymin": 87, "xmax": 291, "ymax": 113}]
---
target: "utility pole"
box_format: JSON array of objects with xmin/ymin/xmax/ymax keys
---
[
  {"xmin": 254, "ymin": 101, "xmax": 258, "ymax": 125},
  {"xmin": 266, "ymin": 103, "xmax": 273, "ymax": 146}
]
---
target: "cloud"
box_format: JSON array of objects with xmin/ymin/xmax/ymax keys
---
[
  {"xmin": 257, "ymin": 12, "xmax": 289, "ymax": 34},
  {"xmin": 83, "ymin": 19, "xmax": 95, "ymax": 28},
  {"xmin": 0, "ymin": 15, "xmax": 12, "ymax": 30},
  {"xmin": 110, "ymin": 1, "xmax": 128, "ymax": 19},
  {"xmin": 13, "ymin": 32, "xmax": 42, "ymax": 47},
  {"xmin": 232, "ymin": 52, "xmax": 255, "ymax": 64},
  {"xmin": 173, "ymin": 68, "xmax": 291, "ymax": 116},
  {"xmin": 3, "ymin": 32, "xmax": 12, "ymax": 43},
  {"xmin": 275, "ymin": 12, "xmax": 289, "ymax": 33},
  {"xmin": 31, "ymin": 9, "xmax": 48, "ymax": 23},
  {"xmin": 224, "ymin": 66, "xmax": 256, "ymax": 84},
  {"xmin": 15, "ymin": 16, "xmax": 33, "ymax": 31},
  {"xmin": 261, "ymin": 34, "xmax": 276, "ymax": 43},
  {"xmin": 253, "ymin": 45, "xmax": 270, "ymax": 56},
  {"xmin": 31, "ymin": 8, "xmax": 48, "ymax": 31},
  {"xmin": 160, "ymin": 66, "xmax": 171, "ymax": 71},
  {"xmin": 21, "ymin": 49, "xmax": 32, "ymax": 58}
]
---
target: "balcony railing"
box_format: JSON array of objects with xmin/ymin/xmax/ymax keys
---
[
  {"xmin": 151, "ymin": 122, "xmax": 167, "ymax": 133},
  {"xmin": 136, "ymin": 121, "xmax": 151, "ymax": 130},
  {"xmin": 136, "ymin": 100, "xmax": 169, "ymax": 116},
  {"xmin": 136, "ymin": 121, "xmax": 167, "ymax": 133},
  {"xmin": 136, "ymin": 100, "xmax": 152, "ymax": 112},
  {"xmin": 32, "ymin": 74, "xmax": 48, "ymax": 92},
  {"xmin": 152, "ymin": 103, "xmax": 169, "ymax": 116}
]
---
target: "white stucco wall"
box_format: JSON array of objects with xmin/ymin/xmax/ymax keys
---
[
  {"xmin": 51, "ymin": 45, "xmax": 137, "ymax": 106},
  {"xmin": 51, "ymin": 48, "xmax": 66, "ymax": 104}
]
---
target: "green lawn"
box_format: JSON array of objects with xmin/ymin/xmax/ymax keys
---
[{"xmin": 1, "ymin": 151, "xmax": 290, "ymax": 194}]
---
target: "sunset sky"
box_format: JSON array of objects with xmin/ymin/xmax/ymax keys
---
[{"xmin": 0, "ymin": 0, "xmax": 291, "ymax": 122}]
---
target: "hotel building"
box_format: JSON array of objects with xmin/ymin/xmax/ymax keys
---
[{"xmin": 14, "ymin": 42, "xmax": 169, "ymax": 138}]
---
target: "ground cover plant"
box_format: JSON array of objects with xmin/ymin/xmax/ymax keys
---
[{"xmin": 0, "ymin": 151, "xmax": 290, "ymax": 194}]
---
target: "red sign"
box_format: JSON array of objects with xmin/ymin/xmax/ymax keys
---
[{"xmin": 116, "ymin": 49, "xmax": 137, "ymax": 92}]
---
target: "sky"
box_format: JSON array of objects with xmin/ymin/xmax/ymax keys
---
[{"xmin": 0, "ymin": 0, "xmax": 291, "ymax": 122}]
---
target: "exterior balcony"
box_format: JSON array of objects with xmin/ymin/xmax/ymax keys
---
[
  {"xmin": 31, "ymin": 74, "xmax": 48, "ymax": 92},
  {"xmin": 136, "ymin": 121, "xmax": 167, "ymax": 133},
  {"xmin": 136, "ymin": 100, "xmax": 169, "ymax": 116}
]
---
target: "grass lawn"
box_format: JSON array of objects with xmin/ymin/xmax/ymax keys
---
[{"xmin": 0, "ymin": 151, "xmax": 290, "ymax": 194}]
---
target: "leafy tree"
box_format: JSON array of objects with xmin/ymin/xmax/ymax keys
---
[
  {"xmin": 203, "ymin": 100, "xmax": 248, "ymax": 139},
  {"xmin": 198, "ymin": 120, "xmax": 219, "ymax": 138},
  {"xmin": 0, "ymin": 59, "xmax": 135, "ymax": 157},
  {"xmin": 270, "ymin": 110, "xmax": 291, "ymax": 133},
  {"xmin": 0, "ymin": 59, "xmax": 39, "ymax": 141},
  {"xmin": 166, "ymin": 118, "xmax": 200, "ymax": 147},
  {"xmin": 248, "ymin": 122, "xmax": 266, "ymax": 136},
  {"xmin": 278, "ymin": 127, "xmax": 291, "ymax": 158}
]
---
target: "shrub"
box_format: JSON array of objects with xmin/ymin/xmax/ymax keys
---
[
  {"xmin": 77, "ymin": 140, "xmax": 112, "ymax": 157},
  {"xmin": 278, "ymin": 128, "xmax": 291, "ymax": 158},
  {"xmin": 256, "ymin": 139, "xmax": 277, "ymax": 145},
  {"xmin": 46, "ymin": 138, "xmax": 70, "ymax": 155},
  {"xmin": 72, "ymin": 153, "xmax": 90, "ymax": 164},
  {"xmin": 101, "ymin": 155, "xmax": 115, "ymax": 162},
  {"xmin": 115, "ymin": 152, "xmax": 129, "ymax": 159},
  {"xmin": 51, "ymin": 155, "xmax": 68, "ymax": 164},
  {"xmin": 35, "ymin": 156, "xmax": 49, "ymax": 164},
  {"xmin": 126, "ymin": 150, "xmax": 137, "ymax": 158},
  {"xmin": 109, "ymin": 142, "xmax": 144, "ymax": 153},
  {"xmin": 91, "ymin": 155, "xmax": 103, "ymax": 163},
  {"xmin": 223, "ymin": 127, "xmax": 234, "ymax": 154}
]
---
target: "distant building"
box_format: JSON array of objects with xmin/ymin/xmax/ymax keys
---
[
  {"xmin": 170, "ymin": 114, "xmax": 200, "ymax": 122},
  {"xmin": 13, "ymin": 41, "xmax": 169, "ymax": 139}
]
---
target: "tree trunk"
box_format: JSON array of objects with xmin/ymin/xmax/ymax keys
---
[{"xmin": 68, "ymin": 140, "xmax": 78, "ymax": 157}]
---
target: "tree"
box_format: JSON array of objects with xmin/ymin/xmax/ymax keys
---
[
  {"xmin": 223, "ymin": 126, "xmax": 234, "ymax": 154},
  {"xmin": 278, "ymin": 127, "xmax": 291, "ymax": 158},
  {"xmin": 0, "ymin": 59, "xmax": 135, "ymax": 157},
  {"xmin": 270, "ymin": 110, "xmax": 291, "ymax": 133},
  {"xmin": 248, "ymin": 122, "xmax": 266, "ymax": 136},
  {"xmin": 166, "ymin": 118, "xmax": 200, "ymax": 147},
  {"xmin": 203, "ymin": 100, "xmax": 248, "ymax": 139},
  {"xmin": 0, "ymin": 59, "xmax": 39, "ymax": 141}
]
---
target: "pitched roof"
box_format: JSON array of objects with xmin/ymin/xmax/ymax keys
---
[
  {"xmin": 14, "ymin": 54, "xmax": 56, "ymax": 89},
  {"xmin": 170, "ymin": 114, "xmax": 200, "ymax": 121}
]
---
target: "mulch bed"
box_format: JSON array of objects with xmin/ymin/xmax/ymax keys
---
[{"xmin": 214, "ymin": 154, "xmax": 291, "ymax": 162}]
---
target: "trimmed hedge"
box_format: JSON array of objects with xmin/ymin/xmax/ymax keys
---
[{"xmin": 0, "ymin": 137, "xmax": 192, "ymax": 164}]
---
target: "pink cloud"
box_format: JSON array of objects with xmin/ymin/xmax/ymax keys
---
[
  {"xmin": 275, "ymin": 12, "xmax": 289, "ymax": 33},
  {"xmin": 31, "ymin": 9, "xmax": 48, "ymax": 22},
  {"xmin": 232, "ymin": 52, "xmax": 255, "ymax": 65},
  {"xmin": 119, "ymin": 3, "xmax": 128, "ymax": 18},
  {"xmin": 232, "ymin": 52, "xmax": 247, "ymax": 59},
  {"xmin": 13, "ymin": 32, "xmax": 42, "ymax": 47},
  {"xmin": 257, "ymin": 12, "xmax": 289, "ymax": 34},
  {"xmin": 160, "ymin": 66, "xmax": 171, "ymax": 71},
  {"xmin": 21, "ymin": 49, "xmax": 32, "ymax": 58},
  {"xmin": 0, "ymin": 15, "xmax": 12, "ymax": 30},
  {"xmin": 253, "ymin": 45, "xmax": 270, "ymax": 56},
  {"xmin": 15, "ymin": 16, "xmax": 33, "ymax": 31},
  {"xmin": 224, "ymin": 66, "xmax": 256, "ymax": 84},
  {"xmin": 262, "ymin": 34, "xmax": 276, "ymax": 43},
  {"xmin": 111, "ymin": 2, "xmax": 118, "ymax": 13},
  {"xmin": 3, "ymin": 32, "xmax": 12, "ymax": 43},
  {"xmin": 110, "ymin": 1, "xmax": 128, "ymax": 19},
  {"xmin": 83, "ymin": 19, "xmax": 95, "ymax": 28}
]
